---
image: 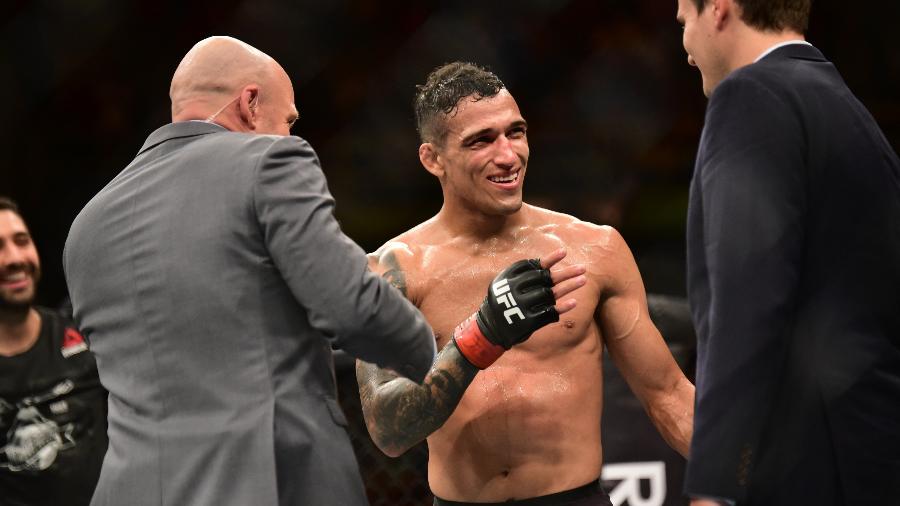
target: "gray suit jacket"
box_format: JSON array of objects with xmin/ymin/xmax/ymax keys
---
[{"xmin": 63, "ymin": 121, "xmax": 437, "ymax": 506}]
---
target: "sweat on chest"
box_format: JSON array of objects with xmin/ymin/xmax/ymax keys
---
[
  {"xmin": 417, "ymin": 268, "xmax": 496, "ymax": 346},
  {"xmin": 421, "ymin": 274, "xmax": 595, "ymax": 352}
]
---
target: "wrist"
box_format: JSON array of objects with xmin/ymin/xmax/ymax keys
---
[{"xmin": 452, "ymin": 313, "xmax": 505, "ymax": 369}]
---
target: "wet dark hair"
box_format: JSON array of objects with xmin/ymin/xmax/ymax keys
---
[
  {"xmin": 414, "ymin": 61, "xmax": 505, "ymax": 144},
  {"xmin": 692, "ymin": 0, "xmax": 811, "ymax": 33}
]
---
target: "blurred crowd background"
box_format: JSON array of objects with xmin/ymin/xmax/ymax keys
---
[
  {"xmin": 4, "ymin": 2, "xmax": 898, "ymax": 504},
  {"xmin": 4, "ymin": 0, "xmax": 899, "ymax": 308}
]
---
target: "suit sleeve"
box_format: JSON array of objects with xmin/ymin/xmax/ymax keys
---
[
  {"xmin": 251, "ymin": 136, "xmax": 436, "ymax": 382},
  {"xmin": 685, "ymin": 74, "xmax": 807, "ymax": 500}
]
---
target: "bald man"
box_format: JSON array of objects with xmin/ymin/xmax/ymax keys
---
[{"xmin": 62, "ymin": 36, "xmax": 572, "ymax": 506}]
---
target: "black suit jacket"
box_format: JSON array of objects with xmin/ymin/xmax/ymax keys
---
[{"xmin": 685, "ymin": 44, "xmax": 900, "ymax": 505}]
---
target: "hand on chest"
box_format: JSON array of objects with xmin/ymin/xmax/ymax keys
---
[{"xmin": 414, "ymin": 257, "xmax": 598, "ymax": 352}]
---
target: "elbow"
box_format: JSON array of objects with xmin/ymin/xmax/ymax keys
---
[
  {"xmin": 380, "ymin": 445, "xmax": 407, "ymax": 459},
  {"xmin": 371, "ymin": 434, "xmax": 411, "ymax": 458},
  {"xmin": 362, "ymin": 408, "xmax": 417, "ymax": 458}
]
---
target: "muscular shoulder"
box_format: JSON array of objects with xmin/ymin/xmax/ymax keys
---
[
  {"xmin": 526, "ymin": 205, "xmax": 633, "ymax": 284},
  {"xmin": 529, "ymin": 205, "xmax": 626, "ymax": 254},
  {"xmin": 368, "ymin": 218, "xmax": 444, "ymax": 300},
  {"xmin": 369, "ymin": 219, "xmax": 435, "ymax": 270},
  {"xmin": 366, "ymin": 241, "xmax": 412, "ymax": 299},
  {"xmin": 369, "ymin": 240, "xmax": 417, "ymax": 273}
]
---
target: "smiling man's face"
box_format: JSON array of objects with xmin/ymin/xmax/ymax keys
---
[
  {"xmin": 0, "ymin": 210, "xmax": 41, "ymax": 311},
  {"xmin": 435, "ymin": 89, "xmax": 530, "ymax": 217}
]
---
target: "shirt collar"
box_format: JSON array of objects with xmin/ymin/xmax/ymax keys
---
[{"xmin": 754, "ymin": 40, "xmax": 812, "ymax": 63}]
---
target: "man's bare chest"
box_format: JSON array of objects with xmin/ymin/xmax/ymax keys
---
[{"xmin": 410, "ymin": 255, "xmax": 600, "ymax": 352}]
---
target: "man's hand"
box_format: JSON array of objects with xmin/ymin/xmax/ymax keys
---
[{"xmin": 453, "ymin": 248, "xmax": 585, "ymax": 368}]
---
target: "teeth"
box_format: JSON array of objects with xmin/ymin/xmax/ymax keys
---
[
  {"xmin": 489, "ymin": 172, "xmax": 518, "ymax": 183},
  {"xmin": 1, "ymin": 272, "xmax": 27, "ymax": 282}
]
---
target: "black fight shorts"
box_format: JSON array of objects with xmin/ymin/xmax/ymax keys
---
[{"xmin": 433, "ymin": 479, "xmax": 612, "ymax": 506}]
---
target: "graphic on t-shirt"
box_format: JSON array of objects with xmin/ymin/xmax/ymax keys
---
[
  {"xmin": 61, "ymin": 327, "xmax": 88, "ymax": 358},
  {"xmin": 1, "ymin": 380, "xmax": 77, "ymax": 472}
]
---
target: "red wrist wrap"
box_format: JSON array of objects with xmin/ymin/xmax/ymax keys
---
[{"xmin": 452, "ymin": 314, "xmax": 505, "ymax": 369}]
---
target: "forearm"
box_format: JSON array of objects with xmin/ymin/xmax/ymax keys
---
[
  {"xmin": 645, "ymin": 375, "xmax": 695, "ymax": 457},
  {"xmin": 358, "ymin": 340, "xmax": 478, "ymax": 457},
  {"xmin": 691, "ymin": 499, "xmax": 734, "ymax": 506}
]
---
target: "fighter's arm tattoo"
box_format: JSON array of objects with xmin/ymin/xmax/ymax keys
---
[
  {"xmin": 379, "ymin": 249, "xmax": 407, "ymax": 297},
  {"xmin": 357, "ymin": 250, "xmax": 479, "ymax": 456},
  {"xmin": 357, "ymin": 343, "xmax": 478, "ymax": 456}
]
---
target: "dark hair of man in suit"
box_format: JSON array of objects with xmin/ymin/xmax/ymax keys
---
[
  {"xmin": 677, "ymin": 0, "xmax": 811, "ymax": 98},
  {"xmin": 0, "ymin": 196, "xmax": 22, "ymax": 218},
  {"xmin": 413, "ymin": 62, "xmax": 505, "ymax": 145},
  {"xmin": 691, "ymin": 0, "xmax": 811, "ymax": 33}
]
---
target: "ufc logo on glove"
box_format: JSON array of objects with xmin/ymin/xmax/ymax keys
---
[{"xmin": 492, "ymin": 278, "xmax": 525, "ymax": 324}]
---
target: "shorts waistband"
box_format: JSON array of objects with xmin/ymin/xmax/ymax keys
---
[{"xmin": 433, "ymin": 478, "xmax": 607, "ymax": 506}]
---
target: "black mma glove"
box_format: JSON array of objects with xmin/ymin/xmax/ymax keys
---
[{"xmin": 453, "ymin": 259, "xmax": 559, "ymax": 368}]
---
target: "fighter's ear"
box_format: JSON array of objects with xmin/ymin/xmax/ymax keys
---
[
  {"xmin": 239, "ymin": 85, "xmax": 261, "ymax": 130},
  {"xmin": 419, "ymin": 143, "xmax": 444, "ymax": 178}
]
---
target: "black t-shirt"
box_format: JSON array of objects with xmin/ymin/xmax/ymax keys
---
[{"xmin": 0, "ymin": 307, "xmax": 108, "ymax": 506}]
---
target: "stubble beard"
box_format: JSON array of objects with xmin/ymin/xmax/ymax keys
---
[{"xmin": 0, "ymin": 266, "xmax": 39, "ymax": 318}]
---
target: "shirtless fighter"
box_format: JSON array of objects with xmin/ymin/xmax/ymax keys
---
[{"xmin": 356, "ymin": 62, "xmax": 695, "ymax": 505}]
